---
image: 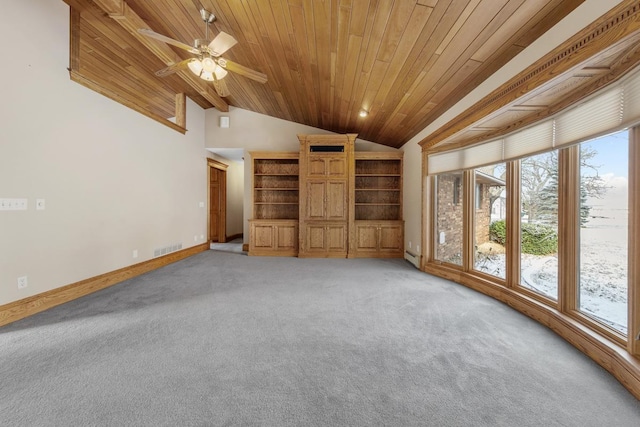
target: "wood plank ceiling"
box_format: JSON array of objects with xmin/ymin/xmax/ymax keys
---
[{"xmin": 65, "ymin": 0, "xmax": 586, "ymax": 148}]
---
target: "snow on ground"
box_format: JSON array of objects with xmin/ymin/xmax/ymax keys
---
[{"xmin": 475, "ymin": 209, "xmax": 628, "ymax": 334}]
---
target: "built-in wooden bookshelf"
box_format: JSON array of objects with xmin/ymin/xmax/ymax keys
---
[
  {"xmin": 249, "ymin": 143, "xmax": 403, "ymax": 259},
  {"xmin": 351, "ymin": 152, "xmax": 404, "ymax": 258},
  {"xmin": 354, "ymin": 153, "xmax": 403, "ymax": 221},
  {"xmin": 252, "ymin": 153, "xmax": 299, "ymax": 220},
  {"xmin": 249, "ymin": 152, "xmax": 300, "ymax": 256}
]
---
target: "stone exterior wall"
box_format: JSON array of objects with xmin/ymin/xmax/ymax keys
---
[
  {"xmin": 435, "ymin": 174, "xmax": 463, "ymax": 264},
  {"xmin": 475, "ymin": 184, "xmax": 492, "ymax": 246}
]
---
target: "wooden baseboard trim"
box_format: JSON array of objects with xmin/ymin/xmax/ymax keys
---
[
  {"xmin": 242, "ymin": 243, "xmax": 249, "ymax": 252},
  {"xmin": 423, "ymin": 263, "xmax": 640, "ymax": 400},
  {"xmin": 0, "ymin": 243, "xmax": 209, "ymax": 328}
]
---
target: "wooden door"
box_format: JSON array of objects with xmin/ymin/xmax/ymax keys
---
[{"xmin": 209, "ymin": 161, "xmax": 227, "ymax": 243}]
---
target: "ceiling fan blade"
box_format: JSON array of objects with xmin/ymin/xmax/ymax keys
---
[
  {"xmin": 155, "ymin": 59, "xmax": 195, "ymax": 77},
  {"xmin": 213, "ymin": 78, "xmax": 230, "ymax": 97},
  {"xmin": 208, "ymin": 31, "xmax": 237, "ymax": 56},
  {"xmin": 138, "ymin": 28, "xmax": 200, "ymax": 55},
  {"xmin": 219, "ymin": 59, "xmax": 267, "ymax": 84}
]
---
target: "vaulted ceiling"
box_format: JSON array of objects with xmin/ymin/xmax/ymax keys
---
[{"xmin": 65, "ymin": 0, "xmax": 587, "ymax": 148}]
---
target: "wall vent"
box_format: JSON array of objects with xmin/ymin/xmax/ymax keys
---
[{"xmin": 153, "ymin": 243, "xmax": 183, "ymax": 258}]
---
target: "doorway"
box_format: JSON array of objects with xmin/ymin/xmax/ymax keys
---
[{"xmin": 208, "ymin": 158, "xmax": 228, "ymax": 243}]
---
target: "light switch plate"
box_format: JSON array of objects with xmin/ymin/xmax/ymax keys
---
[{"xmin": 0, "ymin": 198, "xmax": 28, "ymax": 211}]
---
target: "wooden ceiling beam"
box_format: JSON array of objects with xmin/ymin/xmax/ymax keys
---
[{"xmin": 89, "ymin": 0, "xmax": 229, "ymax": 112}]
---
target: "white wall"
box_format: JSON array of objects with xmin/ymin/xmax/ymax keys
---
[
  {"xmin": 401, "ymin": 141, "xmax": 423, "ymax": 261},
  {"xmin": 225, "ymin": 159, "xmax": 245, "ymax": 238},
  {"xmin": 0, "ymin": 0, "xmax": 209, "ymax": 306},
  {"xmin": 205, "ymin": 107, "xmax": 397, "ymax": 241}
]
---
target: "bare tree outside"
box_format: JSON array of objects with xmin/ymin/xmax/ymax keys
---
[{"xmin": 520, "ymin": 148, "xmax": 609, "ymax": 226}]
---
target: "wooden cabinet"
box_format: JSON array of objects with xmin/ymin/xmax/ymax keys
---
[
  {"xmin": 349, "ymin": 152, "xmax": 404, "ymax": 258},
  {"xmin": 305, "ymin": 180, "xmax": 348, "ymax": 221},
  {"xmin": 298, "ymin": 134, "xmax": 356, "ymax": 258},
  {"xmin": 249, "ymin": 137, "xmax": 404, "ymax": 259},
  {"xmin": 307, "ymin": 155, "xmax": 348, "ymax": 178},
  {"xmin": 249, "ymin": 152, "xmax": 299, "ymax": 256},
  {"xmin": 249, "ymin": 220, "xmax": 298, "ymax": 256},
  {"xmin": 353, "ymin": 220, "xmax": 403, "ymax": 257},
  {"xmin": 304, "ymin": 222, "xmax": 348, "ymax": 257}
]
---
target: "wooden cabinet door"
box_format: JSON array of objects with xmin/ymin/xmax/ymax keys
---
[
  {"xmin": 306, "ymin": 180, "xmax": 346, "ymax": 220},
  {"xmin": 306, "ymin": 181, "xmax": 326, "ymax": 219},
  {"xmin": 249, "ymin": 220, "xmax": 299, "ymax": 256},
  {"xmin": 307, "ymin": 157, "xmax": 327, "ymax": 177},
  {"xmin": 276, "ymin": 223, "xmax": 298, "ymax": 251},
  {"xmin": 305, "ymin": 224, "xmax": 328, "ymax": 253},
  {"xmin": 307, "ymin": 156, "xmax": 347, "ymax": 178},
  {"xmin": 327, "ymin": 223, "xmax": 347, "ymax": 252},
  {"xmin": 355, "ymin": 224, "xmax": 379, "ymax": 252},
  {"xmin": 352, "ymin": 221, "xmax": 403, "ymax": 257},
  {"xmin": 327, "ymin": 157, "xmax": 346, "ymax": 177},
  {"xmin": 251, "ymin": 223, "xmax": 275, "ymax": 250},
  {"xmin": 379, "ymin": 224, "xmax": 403, "ymax": 252},
  {"xmin": 326, "ymin": 180, "xmax": 347, "ymax": 220},
  {"xmin": 304, "ymin": 223, "xmax": 347, "ymax": 254}
]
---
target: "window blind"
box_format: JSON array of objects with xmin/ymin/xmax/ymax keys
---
[{"xmin": 428, "ymin": 65, "xmax": 640, "ymax": 175}]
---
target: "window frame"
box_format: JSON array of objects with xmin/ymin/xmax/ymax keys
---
[{"xmin": 424, "ymin": 127, "xmax": 639, "ymax": 353}]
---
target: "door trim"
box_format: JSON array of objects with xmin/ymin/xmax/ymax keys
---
[{"xmin": 208, "ymin": 158, "xmax": 228, "ymax": 243}]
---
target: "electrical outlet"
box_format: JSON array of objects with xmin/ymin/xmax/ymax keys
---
[
  {"xmin": 416, "ymin": 245, "xmax": 420, "ymax": 253},
  {"xmin": 408, "ymin": 241, "xmax": 412, "ymax": 249},
  {"xmin": 200, "ymin": 234, "xmax": 204, "ymax": 240},
  {"xmin": 17, "ymin": 276, "xmax": 28, "ymax": 289},
  {"xmin": 194, "ymin": 235, "xmax": 198, "ymax": 242},
  {"xmin": 198, "ymin": 201, "xmax": 205, "ymax": 208},
  {"xmin": 132, "ymin": 249, "xmax": 138, "ymax": 259}
]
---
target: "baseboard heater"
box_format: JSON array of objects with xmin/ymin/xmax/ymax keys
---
[{"xmin": 404, "ymin": 251, "xmax": 421, "ymax": 269}]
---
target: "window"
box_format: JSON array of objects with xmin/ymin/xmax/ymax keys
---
[
  {"xmin": 578, "ymin": 131, "xmax": 629, "ymax": 334},
  {"xmin": 425, "ymin": 65, "xmax": 640, "ymax": 390},
  {"xmin": 434, "ymin": 173, "xmax": 463, "ymax": 266},
  {"xmin": 519, "ymin": 151, "xmax": 558, "ymax": 300},
  {"xmin": 473, "ymin": 164, "xmax": 506, "ymax": 278}
]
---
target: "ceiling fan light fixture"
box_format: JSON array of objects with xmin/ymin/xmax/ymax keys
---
[
  {"xmin": 187, "ymin": 59, "xmax": 203, "ymax": 76},
  {"xmin": 200, "ymin": 71, "xmax": 215, "ymax": 82},
  {"xmin": 187, "ymin": 58, "xmax": 228, "ymax": 82},
  {"xmin": 214, "ymin": 65, "xmax": 228, "ymax": 80},
  {"xmin": 201, "ymin": 57, "xmax": 216, "ymax": 73}
]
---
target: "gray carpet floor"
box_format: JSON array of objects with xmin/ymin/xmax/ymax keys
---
[
  {"xmin": 1, "ymin": 251, "xmax": 639, "ymax": 426},
  {"xmin": 210, "ymin": 238, "xmax": 244, "ymax": 254}
]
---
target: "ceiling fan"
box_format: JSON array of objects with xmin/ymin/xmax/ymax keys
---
[{"xmin": 138, "ymin": 9, "xmax": 267, "ymax": 97}]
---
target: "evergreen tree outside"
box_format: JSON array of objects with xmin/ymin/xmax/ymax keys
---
[{"xmin": 521, "ymin": 148, "xmax": 608, "ymax": 227}]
